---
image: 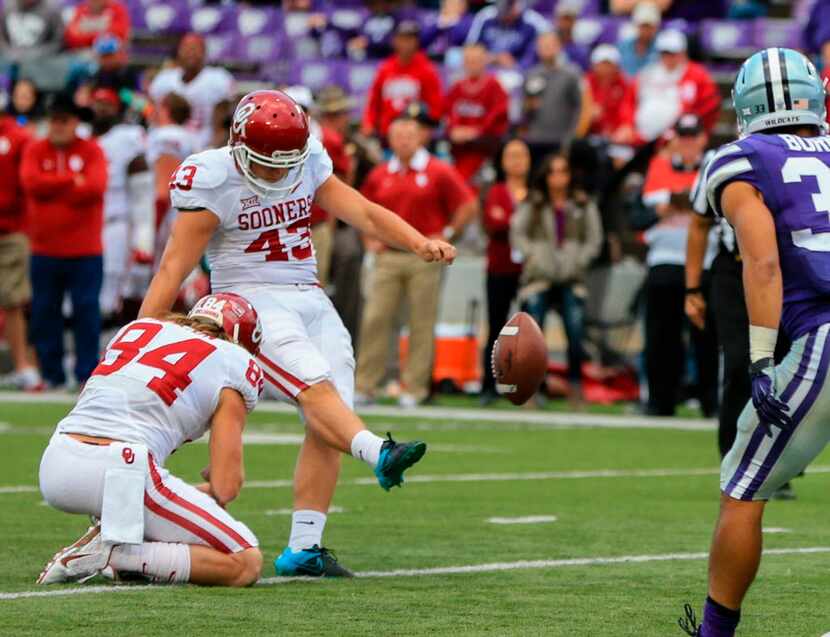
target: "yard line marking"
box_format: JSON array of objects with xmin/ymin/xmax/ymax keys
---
[
  {"xmin": 6, "ymin": 465, "xmax": 830, "ymax": 496},
  {"xmin": 0, "ymin": 392, "xmax": 715, "ymax": 431},
  {"xmin": 5, "ymin": 546, "xmax": 827, "ymax": 600},
  {"xmin": 487, "ymin": 515, "xmax": 558, "ymax": 525},
  {"xmin": 763, "ymin": 527, "xmax": 792, "ymax": 534}
]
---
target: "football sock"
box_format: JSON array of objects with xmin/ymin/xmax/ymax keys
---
[
  {"xmin": 702, "ymin": 596, "xmax": 740, "ymax": 637},
  {"xmin": 288, "ymin": 509, "xmax": 327, "ymax": 551},
  {"xmin": 350, "ymin": 430, "xmax": 384, "ymax": 468},
  {"xmin": 109, "ymin": 542, "xmax": 191, "ymax": 583}
]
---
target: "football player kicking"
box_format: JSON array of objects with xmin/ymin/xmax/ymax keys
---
[
  {"xmin": 38, "ymin": 293, "xmax": 265, "ymax": 586},
  {"xmin": 139, "ymin": 90, "xmax": 456, "ymax": 577},
  {"xmin": 679, "ymin": 49, "xmax": 830, "ymax": 635}
]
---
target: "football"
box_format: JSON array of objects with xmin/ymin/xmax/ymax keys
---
[{"xmin": 491, "ymin": 312, "xmax": 548, "ymax": 405}]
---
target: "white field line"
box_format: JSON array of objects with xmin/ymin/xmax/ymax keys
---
[
  {"xmin": 2, "ymin": 546, "xmax": 828, "ymax": 601},
  {"xmin": 487, "ymin": 515, "xmax": 558, "ymax": 525},
  {"xmin": 6, "ymin": 465, "xmax": 830, "ymax": 496},
  {"xmin": 0, "ymin": 392, "xmax": 715, "ymax": 431},
  {"xmin": 763, "ymin": 527, "xmax": 792, "ymax": 534}
]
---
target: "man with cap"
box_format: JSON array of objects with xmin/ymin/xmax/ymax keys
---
[
  {"xmin": 617, "ymin": 1, "xmax": 661, "ymax": 76},
  {"xmin": 355, "ymin": 113, "xmax": 478, "ymax": 407},
  {"xmin": 554, "ymin": 0, "xmax": 590, "ymax": 71},
  {"xmin": 88, "ymin": 35, "xmax": 139, "ymax": 95},
  {"xmin": 465, "ymin": 0, "xmax": 550, "ymax": 69},
  {"xmin": 149, "ymin": 33, "xmax": 235, "ymax": 150},
  {"xmin": 618, "ymin": 29, "xmax": 720, "ymax": 145},
  {"xmin": 20, "ymin": 92, "xmax": 108, "ymax": 389},
  {"xmin": 641, "ymin": 113, "xmax": 719, "ymax": 416},
  {"xmin": 444, "ymin": 42, "xmax": 509, "ymax": 183},
  {"xmin": 90, "ymin": 87, "xmax": 153, "ymax": 323},
  {"xmin": 585, "ymin": 44, "xmax": 631, "ymax": 140},
  {"xmin": 362, "ymin": 20, "xmax": 443, "ymax": 141},
  {"xmin": 64, "ymin": 0, "xmax": 130, "ymax": 51}
]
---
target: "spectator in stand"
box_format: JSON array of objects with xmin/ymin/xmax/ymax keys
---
[
  {"xmin": 149, "ymin": 33, "xmax": 235, "ymax": 151},
  {"xmin": 343, "ymin": 0, "xmax": 416, "ymax": 61},
  {"xmin": 617, "ymin": 2, "xmax": 660, "ymax": 76},
  {"xmin": 64, "ymin": 0, "xmax": 130, "ymax": 51},
  {"xmin": 465, "ymin": 0, "xmax": 550, "ymax": 69},
  {"xmin": 523, "ymin": 32, "xmax": 582, "ymax": 166},
  {"xmin": 8, "ymin": 79, "xmax": 43, "ymax": 132},
  {"xmin": 641, "ymin": 114, "xmax": 718, "ymax": 416},
  {"xmin": 0, "ymin": 0, "xmax": 63, "ymax": 77},
  {"xmin": 480, "ymin": 138, "xmax": 530, "ymax": 405},
  {"xmin": 89, "ymin": 35, "xmax": 140, "ymax": 94},
  {"xmin": 316, "ymin": 86, "xmax": 364, "ymax": 342},
  {"xmin": 421, "ymin": 0, "xmax": 472, "ymax": 63},
  {"xmin": 444, "ymin": 43, "xmax": 509, "ymax": 184},
  {"xmin": 0, "ymin": 107, "xmax": 41, "ymax": 391},
  {"xmin": 585, "ymin": 44, "xmax": 631, "ymax": 140},
  {"xmin": 618, "ymin": 30, "xmax": 720, "ymax": 145},
  {"xmin": 361, "ymin": 20, "xmax": 443, "ymax": 141},
  {"xmin": 355, "ymin": 115, "xmax": 478, "ymax": 407},
  {"xmin": 510, "ymin": 152, "xmax": 603, "ymax": 402},
  {"xmin": 804, "ymin": 0, "xmax": 830, "ymax": 57},
  {"xmin": 554, "ymin": 0, "xmax": 590, "ymax": 71},
  {"xmin": 21, "ymin": 93, "xmax": 108, "ymax": 389}
]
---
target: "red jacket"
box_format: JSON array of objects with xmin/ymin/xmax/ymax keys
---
[
  {"xmin": 444, "ymin": 74, "xmax": 509, "ymax": 181},
  {"xmin": 310, "ymin": 125, "xmax": 352, "ymax": 226},
  {"xmin": 586, "ymin": 71, "xmax": 632, "ymax": 138},
  {"xmin": 482, "ymin": 182, "xmax": 523, "ymax": 275},
  {"xmin": 64, "ymin": 0, "xmax": 130, "ymax": 50},
  {"xmin": 21, "ymin": 136, "xmax": 108, "ymax": 257},
  {"xmin": 620, "ymin": 60, "xmax": 720, "ymax": 142},
  {"xmin": 362, "ymin": 52, "xmax": 443, "ymax": 138},
  {"xmin": 0, "ymin": 117, "xmax": 31, "ymax": 234}
]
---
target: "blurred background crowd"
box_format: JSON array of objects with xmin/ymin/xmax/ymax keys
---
[{"xmin": 0, "ymin": 0, "xmax": 826, "ymax": 417}]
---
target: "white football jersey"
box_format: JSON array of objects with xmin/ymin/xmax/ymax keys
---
[
  {"xmin": 57, "ymin": 319, "xmax": 263, "ymax": 464},
  {"xmin": 148, "ymin": 66, "xmax": 235, "ymax": 150},
  {"xmin": 146, "ymin": 124, "xmax": 197, "ymax": 166},
  {"xmin": 98, "ymin": 124, "xmax": 146, "ymax": 222},
  {"xmin": 169, "ymin": 138, "xmax": 333, "ymax": 290}
]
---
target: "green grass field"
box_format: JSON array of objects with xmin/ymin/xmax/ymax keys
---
[{"xmin": 1, "ymin": 397, "xmax": 829, "ymax": 636}]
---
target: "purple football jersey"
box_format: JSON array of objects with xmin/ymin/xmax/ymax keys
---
[{"xmin": 706, "ymin": 133, "xmax": 830, "ymax": 339}]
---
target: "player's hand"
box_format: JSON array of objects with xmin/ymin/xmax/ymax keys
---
[
  {"xmin": 415, "ymin": 239, "xmax": 456, "ymax": 264},
  {"xmin": 200, "ymin": 465, "xmax": 210, "ymax": 481},
  {"xmin": 749, "ymin": 358, "xmax": 793, "ymax": 437},
  {"xmin": 684, "ymin": 292, "xmax": 706, "ymax": 330}
]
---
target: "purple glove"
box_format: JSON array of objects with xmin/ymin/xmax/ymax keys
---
[{"xmin": 749, "ymin": 357, "xmax": 793, "ymax": 437}]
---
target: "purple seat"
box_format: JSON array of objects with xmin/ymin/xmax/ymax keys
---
[
  {"xmin": 290, "ymin": 60, "xmax": 348, "ymax": 92},
  {"xmin": 753, "ymin": 18, "xmax": 802, "ymax": 50},
  {"xmin": 236, "ymin": 6, "xmax": 283, "ymax": 39},
  {"xmin": 346, "ymin": 61, "xmax": 379, "ymax": 114},
  {"xmin": 699, "ymin": 19, "xmax": 755, "ymax": 55},
  {"xmin": 190, "ymin": 5, "xmax": 238, "ymax": 35},
  {"xmin": 234, "ymin": 33, "xmax": 285, "ymax": 64},
  {"xmin": 327, "ymin": 6, "xmax": 368, "ymax": 33},
  {"xmin": 204, "ymin": 32, "xmax": 236, "ymax": 62},
  {"xmin": 143, "ymin": 0, "xmax": 190, "ymax": 34},
  {"xmin": 583, "ymin": 16, "xmax": 623, "ymax": 45}
]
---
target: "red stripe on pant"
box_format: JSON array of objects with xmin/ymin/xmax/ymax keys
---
[
  {"xmin": 144, "ymin": 491, "xmax": 231, "ymax": 554},
  {"xmin": 147, "ymin": 456, "xmax": 252, "ymax": 552},
  {"xmin": 257, "ymin": 352, "xmax": 310, "ymax": 391},
  {"xmin": 262, "ymin": 369, "xmax": 297, "ymax": 401}
]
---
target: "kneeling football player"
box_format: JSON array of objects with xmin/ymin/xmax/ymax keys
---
[{"xmin": 37, "ymin": 293, "xmax": 265, "ymax": 587}]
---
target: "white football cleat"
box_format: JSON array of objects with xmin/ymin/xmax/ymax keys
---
[{"xmin": 37, "ymin": 525, "xmax": 114, "ymax": 585}]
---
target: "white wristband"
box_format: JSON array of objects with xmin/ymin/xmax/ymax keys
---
[{"xmin": 749, "ymin": 325, "xmax": 778, "ymax": 364}]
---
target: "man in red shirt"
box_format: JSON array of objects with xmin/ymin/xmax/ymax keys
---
[
  {"xmin": 356, "ymin": 115, "xmax": 478, "ymax": 407},
  {"xmin": 21, "ymin": 93, "xmax": 108, "ymax": 388},
  {"xmin": 0, "ymin": 112, "xmax": 42, "ymax": 390},
  {"xmin": 585, "ymin": 44, "xmax": 631, "ymax": 140},
  {"xmin": 64, "ymin": 0, "xmax": 130, "ymax": 50},
  {"xmin": 444, "ymin": 43, "xmax": 509, "ymax": 183},
  {"xmin": 361, "ymin": 20, "xmax": 444, "ymax": 141}
]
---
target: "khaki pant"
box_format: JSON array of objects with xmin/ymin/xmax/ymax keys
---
[
  {"xmin": 356, "ymin": 251, "xmax": 442, "ymax": 401},
  {"xmin": 0, "ymin": 232, "xmax": 31, "ymax": 308},
  {"xmin": 311, "ymin": 220, "xmax": 334, "ymax": 287}
]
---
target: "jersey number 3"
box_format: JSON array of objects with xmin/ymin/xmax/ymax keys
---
[
  {"xmin": 92, "ymin": 322, "xmax": 216, "ymax": 406},
  {"xmin": 783, "ymin": 157, "xmax": 830, "ymax": 251}
]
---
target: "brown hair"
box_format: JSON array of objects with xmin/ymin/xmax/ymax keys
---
[
  {"xmin": 162, "ymin": 92, "xmax": 191, "ymax": 125},
  {"xmin": 527, "ymin": 152, "xmax": 587, "ymax": 236},
  {"xmin": 164, "ymin": 313, "xmax": 229, "ymax": 341}
]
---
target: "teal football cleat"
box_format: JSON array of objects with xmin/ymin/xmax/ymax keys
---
[
  {"xmin": 374, "ymin": 432, "xmax": 427, "ymax": 491},
  {"xmin": 274, "ymin": 545, "xmax": 353, "ymax": 577}
]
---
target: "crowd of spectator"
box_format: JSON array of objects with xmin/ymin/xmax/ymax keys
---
[{"xmin": 0, "ymin": 0, "xmax": 826, "ymax": 414}]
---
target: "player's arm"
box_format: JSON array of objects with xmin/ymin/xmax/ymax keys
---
[
  {"xmin": 684, "ymin": 214, "xmax": 714, "ymax": 330},
  {"xmin": 315, "ymin": 174, "xmax": 456, "ymax": 264},
  {"xmin": 138, "ymin": 209, "xmax": 219, "ymax": 318},
  {"xmin": 204, "ymin": 388, "xmax": 247, "ymax": 507}
]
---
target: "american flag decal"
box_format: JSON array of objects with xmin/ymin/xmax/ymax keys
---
[{"xmin": 793, "ymin": 98, "xmax": 810, "ymax": 110}]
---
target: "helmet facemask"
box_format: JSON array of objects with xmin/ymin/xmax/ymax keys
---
[{"xmin": 231, "ymin": 141, "xmax": 311, "ymax": 198}]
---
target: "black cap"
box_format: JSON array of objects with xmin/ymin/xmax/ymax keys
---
[
  {"xmin": 48, "ymin": 92, "xmax": 83, "ymax": 119},
  {"xmin": 395, "ymin": 19, "xmax": 421, "ymax": 37},
  {"xmin": 675, "ymin": 113, "xmax": 702, "ymax": 136},
  {"xmin": 399, "ymin": 101, "xmax": 438, "ymax": 128}
]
